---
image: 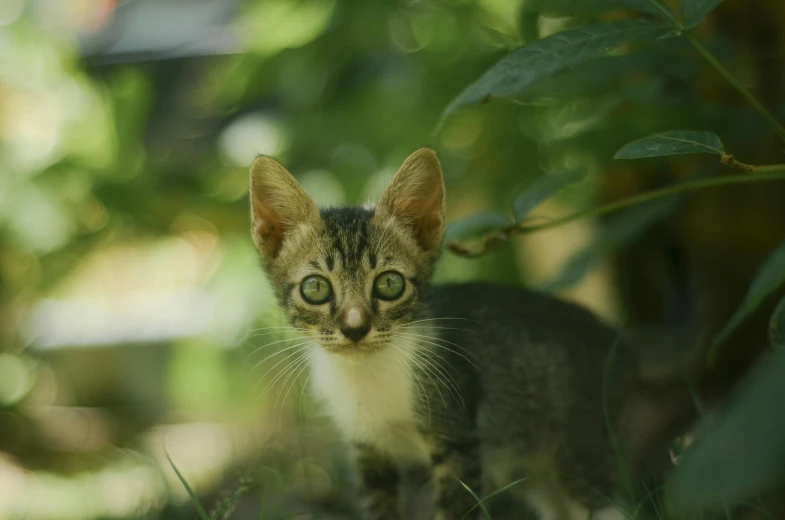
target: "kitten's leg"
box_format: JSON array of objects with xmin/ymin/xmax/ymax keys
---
[
  {"xmin": 400, "ymin": 463, "xmax": 436, "ymax": 520},
  {"xmin": 431, "ymin": 439, "xmax": 483, "ymax": 520},
  {"xmin": 354, "ymin": 443, "xmax": 402, "ymax": 520}
]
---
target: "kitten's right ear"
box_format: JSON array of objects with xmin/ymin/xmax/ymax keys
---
[
  {"xmin": 376, "ymin": 148, "xmax": 445, "ymax": 252},
  {"xmin": 249, "ymin": 155, "xmax": 319, "ymax": 261}
]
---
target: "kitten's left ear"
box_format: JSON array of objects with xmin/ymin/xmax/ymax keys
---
[
  {"xmin": 376, "ymin": 148, "xmax": 445, "ymax": 251},
  {"xmin": 249, "ymin": 155, "xmax": 319, "ymax": 262}
]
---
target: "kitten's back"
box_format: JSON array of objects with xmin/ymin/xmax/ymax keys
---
[{"xmin": 424, "ymin": 282, "xmax": 669, "ymax": 512}]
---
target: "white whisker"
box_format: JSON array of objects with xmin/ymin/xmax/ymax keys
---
[
  {"xmin": 277, "ymin": 351, "xmax": 313, "ymax": 409},
  {"xmin": 245, "ymin": 335, "xmax": 310, "ymax": 362},
  {"xmin": 266, "ymin": 351, "xmax": 308, "ymax": 400},
  {"xmin": 261, "ymin": 348, "xmax": 313, "ymax": 405},
  {"xmin": 392, "ymin": 332, "xmax": 480, "ymax": 372},
  {"xmin": 392, "ymin": 317, "xmax": 481, "ymax": 328},
  {"xmin": 249, "ymin": 338, "xmax": 313, "ymax": 371},
  {"xmin": 412, "ymin": 345, "xmax": 468, "ymax": 418},
  {"xmin": 242, "ymin": 325, "xmax": 308, "ymax": 335},
  {"xmin": 391, "ymin": 340, "xmax": 447, "ymax": 411},
  {"xmin": 387, "ymin": 346, "xmax": 430, "ymax": 425},
  {"xmin": 252, "ymin": 341, "xmax": 314, "ymax": 395},
  {"xmin": 395, "ymin": 325, "xmax": 479, "ymax": 334}
]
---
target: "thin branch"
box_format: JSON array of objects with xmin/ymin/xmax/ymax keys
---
[
  {"xmin": 721, "ymin": 155, "xmax": 758, "ymax": 172},
  {"xmin": 687, "ymin": 34, "xmax": 785, "ymax": 144},
  {"xmin": 446, "ymin": 171, "xmax": 785, "ymax": 258}
]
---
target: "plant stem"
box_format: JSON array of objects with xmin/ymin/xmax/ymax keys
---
[
  {"xmin": 446, "ymin": 172, "xmax": 785, "ymax": 257},
  {"xmin": 720, "ymin": 157, "xmax": 785, "ymax": 173},
  {"xmin": 687, "ymin": 34, "xmax": 785, "ymax": 144},
  {"xmin": 756, "ymin": 163, "xmax": 785, "ymax": 173}
]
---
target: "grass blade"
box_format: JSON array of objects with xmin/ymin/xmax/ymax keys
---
[
  {"xmin": 165, "ymin": 447, "xmax": 211, "ymax": 520},
  {"xmin": 454, "ymin": 476, "xmax": 492, "ymax": 520},
  {"xmin": 460, "ymin": 477, "xmax": 529, "ymax": 519}
]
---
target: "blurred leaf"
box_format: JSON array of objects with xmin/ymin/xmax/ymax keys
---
[
  {"xmin": 614, "ymin": 131, "xmax": 725, "ymax": 159},
  {"xmin": 239, "ymin": 0, "xmax": 336, "ymax": 55},
  {"xmin": 520, "ymin": 97, "xmax": 622, "ymax": 143},
  {"xmin": 711, "ymin": 237, "xmax": 785, "ymax": 359},
  {"xmin": 514, "ymin": 55, "xmax": 638, "ymax": 102},
  {"xmin": 445, "ymin": 212, "xmax": 511, "ymax": 243},
  {"xmin": 665, "ymin": 347, "xmax": 785, "ymax": 514},
  {"xmin": 516, "ymin": 37, "xmax": 702, "ymax": 106},
  {"xmin": 681, "ymin": 0, "xmax": 726, "ymax": 29},
  {"xmin": 541, "ymin": 197, "xmax": 680, "ymax": 292},
  {"xmin": 512, "ymin": 169, "xmax": 587, "ymax": 221},
  {"xmin": 771, "ymin": 295, "xmax": 785, "ymax": 347},
  {"xmin": 439, "ymin": 20, "xmax": 671, "ymax": 127},
  {"xmin": 523, "ymin": 0, "xmax": 672, "ymax": 18},
  {"xmin": 166, "ymin": 448, "xmax": 211, "ymax": 520}
]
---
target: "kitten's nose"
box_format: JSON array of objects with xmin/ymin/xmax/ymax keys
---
[
  {"xmin": 341, "ymin": 307, "xmax": 370, "ymax": 342},
  {"xmin": 341, "ymin": 323, "xmax": 370, "ymax": 342}
]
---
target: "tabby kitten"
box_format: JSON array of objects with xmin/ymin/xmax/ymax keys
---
[{"xmin": 249, "ymin": 149, "xmax": 678, "ymax": 520}]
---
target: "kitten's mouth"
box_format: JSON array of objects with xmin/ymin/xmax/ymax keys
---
[
  {"xmin": 306, "ymin": 326, "xmax": 394, "ymax": 355},
  {"xmin": 317, "ymin": 336, "xmax": 387, "ymax": 355}
]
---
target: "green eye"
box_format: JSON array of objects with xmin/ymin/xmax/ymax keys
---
[
  {"xmin": 301, "ymin": 275, "xmax": 332, "ymax": 304},
  {"xmin": 373, "ymin": 271, "xmax": 405, "ymax": 301}
]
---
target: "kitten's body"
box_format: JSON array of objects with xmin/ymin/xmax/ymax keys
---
[
  {"xmin": 312, "ymin": 283, "xmax": 626, "ymax": 519},
  {"xmin": 248, "ymin": 149, "xmax": 689, "ymax": 520}
]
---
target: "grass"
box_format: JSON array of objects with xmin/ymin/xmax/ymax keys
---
[{"xmin": 165, "ymin": 446, "xmax": 257, "ymax": 520}]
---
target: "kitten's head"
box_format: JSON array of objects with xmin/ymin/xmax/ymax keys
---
[{"xmin": 249, "ymin": 148, "xmax": 445, "ymax": 354}]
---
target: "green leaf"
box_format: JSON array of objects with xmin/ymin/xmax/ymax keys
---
[
  {"xmin": 681, "ymin": 0, "xmax": 725, "ymax": 29},
  {"xmin": 512, "ymin": 169, "xmax": 587, "ymax": 221},
  {"xmin": 514, "ymin": 55, "xmax": 638, "ymax": 102},
  {"xmin": 523, "ymin": 0, "xmax": 672, "ymax": 18},
  {"xmin": 711, "ymin": 237, "xmax": 785, "ymax": 361},
  {"xmin": 438, "ymin": 19, "xmax": 671, "ymax": 128},
  {"xmin": 771, "ymin": 295, "xmax": 785, "ymax": 347},
  {"xmin": 541, "ymin": 197, "xmax": 680, "ymax": 292},
  {"xmin": 444, "ymin": 212, "xmax": 511, "ymax": 243},
  {"xmin": 614, "ymin": 131, "xmax": 725, "ymax": 159},
  {"xmin": 165, "ymin": 448, "xmax": 211, "ymax": 520},
  {"xmin": 665, "ymin": 347, "xmax": 785, "ymax": 514}
]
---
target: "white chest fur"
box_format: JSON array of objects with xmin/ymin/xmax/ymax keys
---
[{"xmin": 309, "ymin": 342, "xmax": 430, "ymax": 462}]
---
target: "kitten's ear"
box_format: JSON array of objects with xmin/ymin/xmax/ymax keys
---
[
  {"xmin": 249, "ymin": 156, "xmax": 319, "ymax": 261},
  {"xmin": 376, "ymin": 148, "xmax": 445, "ymax": 251}
]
